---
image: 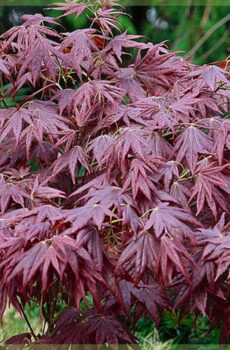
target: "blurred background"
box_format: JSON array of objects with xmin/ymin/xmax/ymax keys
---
[{"xmin": 0, "ymin": 4, "xmax": 229, "ymax": 64}]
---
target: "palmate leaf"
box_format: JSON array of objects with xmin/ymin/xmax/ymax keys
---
[
  {"xmin": 0, "ymin": 100, "xmax": 71, "ymax": 159},
  {"xmin": 111, "ymin": 105, "xmax": 147, "ymax": 127},
  {"xmin": 195, "ymin": 222, "xmax": 230, "ymax": 282},
  {"xmin": 75, "ymin": 225, "xmax": 104, "ymax": 272},
  {"xmin": 106, "ymin": 280, "xmax": 169, "ymax": 326},
  {"xmin": 50, "ymin": 145, "xmax": 89, "ymax": 184},
  {"xmin": 0, "ymin": 58, "xmax": 10, "ymax": 76},
  {"xmin": 134, "ymin": 97, "xmax": 174, "ymax": 130},
  {"xmin": 148, "ymin": 132, "xmax": 172, "ymax": 159},
  {"xmin": 0, "ymin": 107, "xmax": 32, "ymax": 147},
  {"xmin": 50, "ymin": 3, "xmax": 87, "ymax": 19},
  {"xmin": 40, "ymin": 307, "xmax": 137, "ymax": 345},
  {"xmin": 1, "ymin": 233, "xmax": 100, "ymax": 297},
  {"xmin": 170, "ymin": 251, "xmax": 221, "ymax": 318},
  {"xmin": 143, "ymin": 202, "xmax": 200, "ymax": 241},
  {"xmin": 187, "ymin": 64, "xmax": 230, "ymax": 91},
  {"xmin": 1, "ymin": 15, "xmax": 64, "ymax": 89},
  {"xmin": 0, "ymin": 175, "xmax": 30, "ymax": 213},
  {"xmin": 30, "ymin": 175, "xmax": 66, "ymax": 203},
  {"xmin": 88, "ymin": 134, "xmax": 115, "ymax": 163},
  {"xmin": 153, "ymin": 160, "xmax": 179, "ymax": 192},
  {"xmin": 60, "ymin": 28, "xmax": 99, "ymax": 79},
  {"xmin": 199, "ymin": 116, "xmax": 226, "ymax": 164},
  {"xmin": 133, "ymin": 44, "xmax": 184, "ymax": 93},
  {"xmin": 170, "ymin": 125, "xmax": 214, "ymax": 174},
  {"xmin": 114, "ymin": 232, "xmax": 156, "ymax": 285},
  {"xmin": 107, "ymin": 66, "xmax": 146, "ymax": 102},
  {"xmin": 189, "ymin": 160, "xmax": 230, "ymax": 220},
  {"xmin": 115, "ymin": 230, "xmax": 195, "ymax": 285},
  {"xmin": 81, "ymin": 313, "xmax": 136, "ymax": 344},
  {"xmin": 99, "ymin": 127, "xmax": 156, "ymax": 177},
  {"xmin": 103, "ymin": 32, "xmax": 148, "ymax": 62},
  {"xmin": 169, "ymin": 180, "xmax": 192, "ymax": 212},
  {"xmin": 2, "ymin": 204, "xmax": 62, "ymax": 227},
  {"xmin": 0, "ymin": 14, "xmax": 61, "ymax": 52},
  {"xmin": 60, "ymin": 203, "xmax": 117, "ymax": 233},
  {"xmin": 121, "ymin": 156, "xmax": 163, "ymax": 202},
  {"xmin": 133, "ymin": 93, "xmax": 202, "ymax": 131},
  {"xmin": 89, "ymin": 8, "xmax": 123, "ymax": 37},
  {"xmin": 54, "ymin": 80, "xmax": 125, "ymax": 126},
  {"xmin": 77, "ymin": 185, "xmax": 142, "ymax": 233}
]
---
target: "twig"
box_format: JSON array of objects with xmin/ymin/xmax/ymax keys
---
[
  {"xmin": 18, "ymin": 301, "xmax": 37, "ymax": 341},
  {"xmin": 200, "ymin": 3, "xmax": 212, "ymax": 29},
  {"xmin": 172, "ymin": 0, "xmax": 192, "ymax": 50},
  {"xmin": 185, "ymin": 12, "xmax": 230, "ymax": 59},
  {"xmin": 197, "ymin": 33, "xmax": 229, "ymax": 61}
]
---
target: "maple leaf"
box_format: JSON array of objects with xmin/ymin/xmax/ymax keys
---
[
  {"xmin": 133, "ymin": 44, "xmax": 183, "ymax": 92},
  {"xmin": 143, "ymin": 202, "xmax": 200, "ymax": 241},
  {"xmin": 0, "ymin": 58, "xmax": 10, "ymax": 76},
  {"xmin": 0, "ymin": 175, "xmax": 30, "ymax": 213},
  {"xmin": 149, "ymin": 132, "xmax": 172, "ymax": 159},
  {"xmin": 18, "ymin": 100, "xmax": 71, "ymax": 159},
  {"xmin": 103, "ymin": 32, "xmax": 148, "ymax": 62},
  {"xmin": 51, "ymin": 3, "xmax": 87, "ymax": 19},
  {"xmin": 189, "ymin": 160, "xmax": 230, "ymax": 220},
  {"xmin": 170, "ymin": 251, "xmax": 221, "ymax": 318},
  {"xmin": 106, "ymin": 279, "xmax": 169, "ymax": 326},
  {"xmin": 20, "ymin": 13, "xmax": 61, "ymax": 26},
  {"xmin": 76, "ymin": 185, "xmax": 142, "ymax": 233},
  {"xmin": 99, "ymin": 127, "xmax": 155, "ymax": 177},
  {"xmin": 153, "ymin": 160, "xmax": 179, "ymax": 192},
  {"xmin": 54, "ymin": 80, "xmax": 125, "ymax": 126},
  {"xmin": 89, "ymin": 8, "xmax": 123, "ymax": 36},
  {"xmin": 29, "ymin": 175, "xmax": 66, "ymax": 204},
  {"xmin": 169, "ymin": 180, "xmax": 192, "ymax": 212},
  {"xmin": 75, "ymin": 225, "xmax": 104, "ymax": 272},
  {"xmin": 88, "ymin": 134, "xmax": 115, "ymax": 163},
  {"xmin": 2, "ymin": 234, "xmax": 99, "ymax": 296},
  {"xmin": 121, "ymin": 157, "xmax": 163, "ymax": 202},
  {"xmin": 0, "ymin": 15, "xmax": 64, "ymax": 88},
  {"xmin": 60, "ymin": 204, "xmax": 117, "ymax": 233},
  {"xmin": 116, "ymin": 230, "xmax": 195, "ymax": 285},
  {"xmin": 43, "ymin": 307, "xmax": 137, "ymax": 344},
  {"xmin": 170, "ymin": 125, "xmax": 214, "ymax": 174},
  {"xmin": 156, "ymin": 235, "xmax": 196, "ymax": 285},
  {"xmin": 5, "ymin": 332, "xmax": 32, "ymax": 345},
  {"xmin": 50, "ymin": 145, "xmax": 89, "ymax": 184},
  {"xmin": 0, "ymin": 107, "xmax": 32, "ymax": 147},
  {"xmin": 3, "ymin": 204, "xmax": 62, "ymax": 226},
  {"xmin": 115, "ymin": 232, "xmax": 156, "ymax": 285},
  {"xmin": 199, "ymin": 116, "xmax": 226, "ymax": 164},
  {"xmin": 60, "ymin": 28, "xmax": 99, "ymax": 79},
  {"xmin": 187, "ymin": 64, "xmax": 230, "ymax": 91},
  {"xmin": 106, "ymin": 67, "xmax": 146, "ymax": 102},
  {"xmin": 81, "ymin": 312, "xmax": 136, "ymax": 344}
]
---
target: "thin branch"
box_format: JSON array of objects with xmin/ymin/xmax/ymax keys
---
[
  {"xmin": 200, "ymin": 3, "xmax": 212, "ymax": 29},
  {"xmin": 172, "ymin": 0, "xmax": 193, "ymax": 50},
  {"xmin": 197, "ymin": 33, "xmax": 229, "ymax": 61},
  {"xmin": 185, "ymin": 12, "xmax": 230, "ymax": 59},
  {"xmin": 18, "ymin": 301, "xmax": 37, "ymax": 341}
]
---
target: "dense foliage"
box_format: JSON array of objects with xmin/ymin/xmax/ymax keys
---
[
  {"xmin": 1, "ymin": 4, "xmax": 230, "ymax": 65},
  {"xmin": 0, "ymin": 0, "xmax": 230, "ymax": 346}
]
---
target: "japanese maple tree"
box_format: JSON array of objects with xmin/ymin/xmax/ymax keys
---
[{"xmin": 0, "ymin": 0, "xmax": 230, "ymax": 346}]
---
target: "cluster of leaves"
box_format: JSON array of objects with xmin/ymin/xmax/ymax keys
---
[{"xmin": 0, "ymin": 0, "xmax": 230, "ymax": 346}]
